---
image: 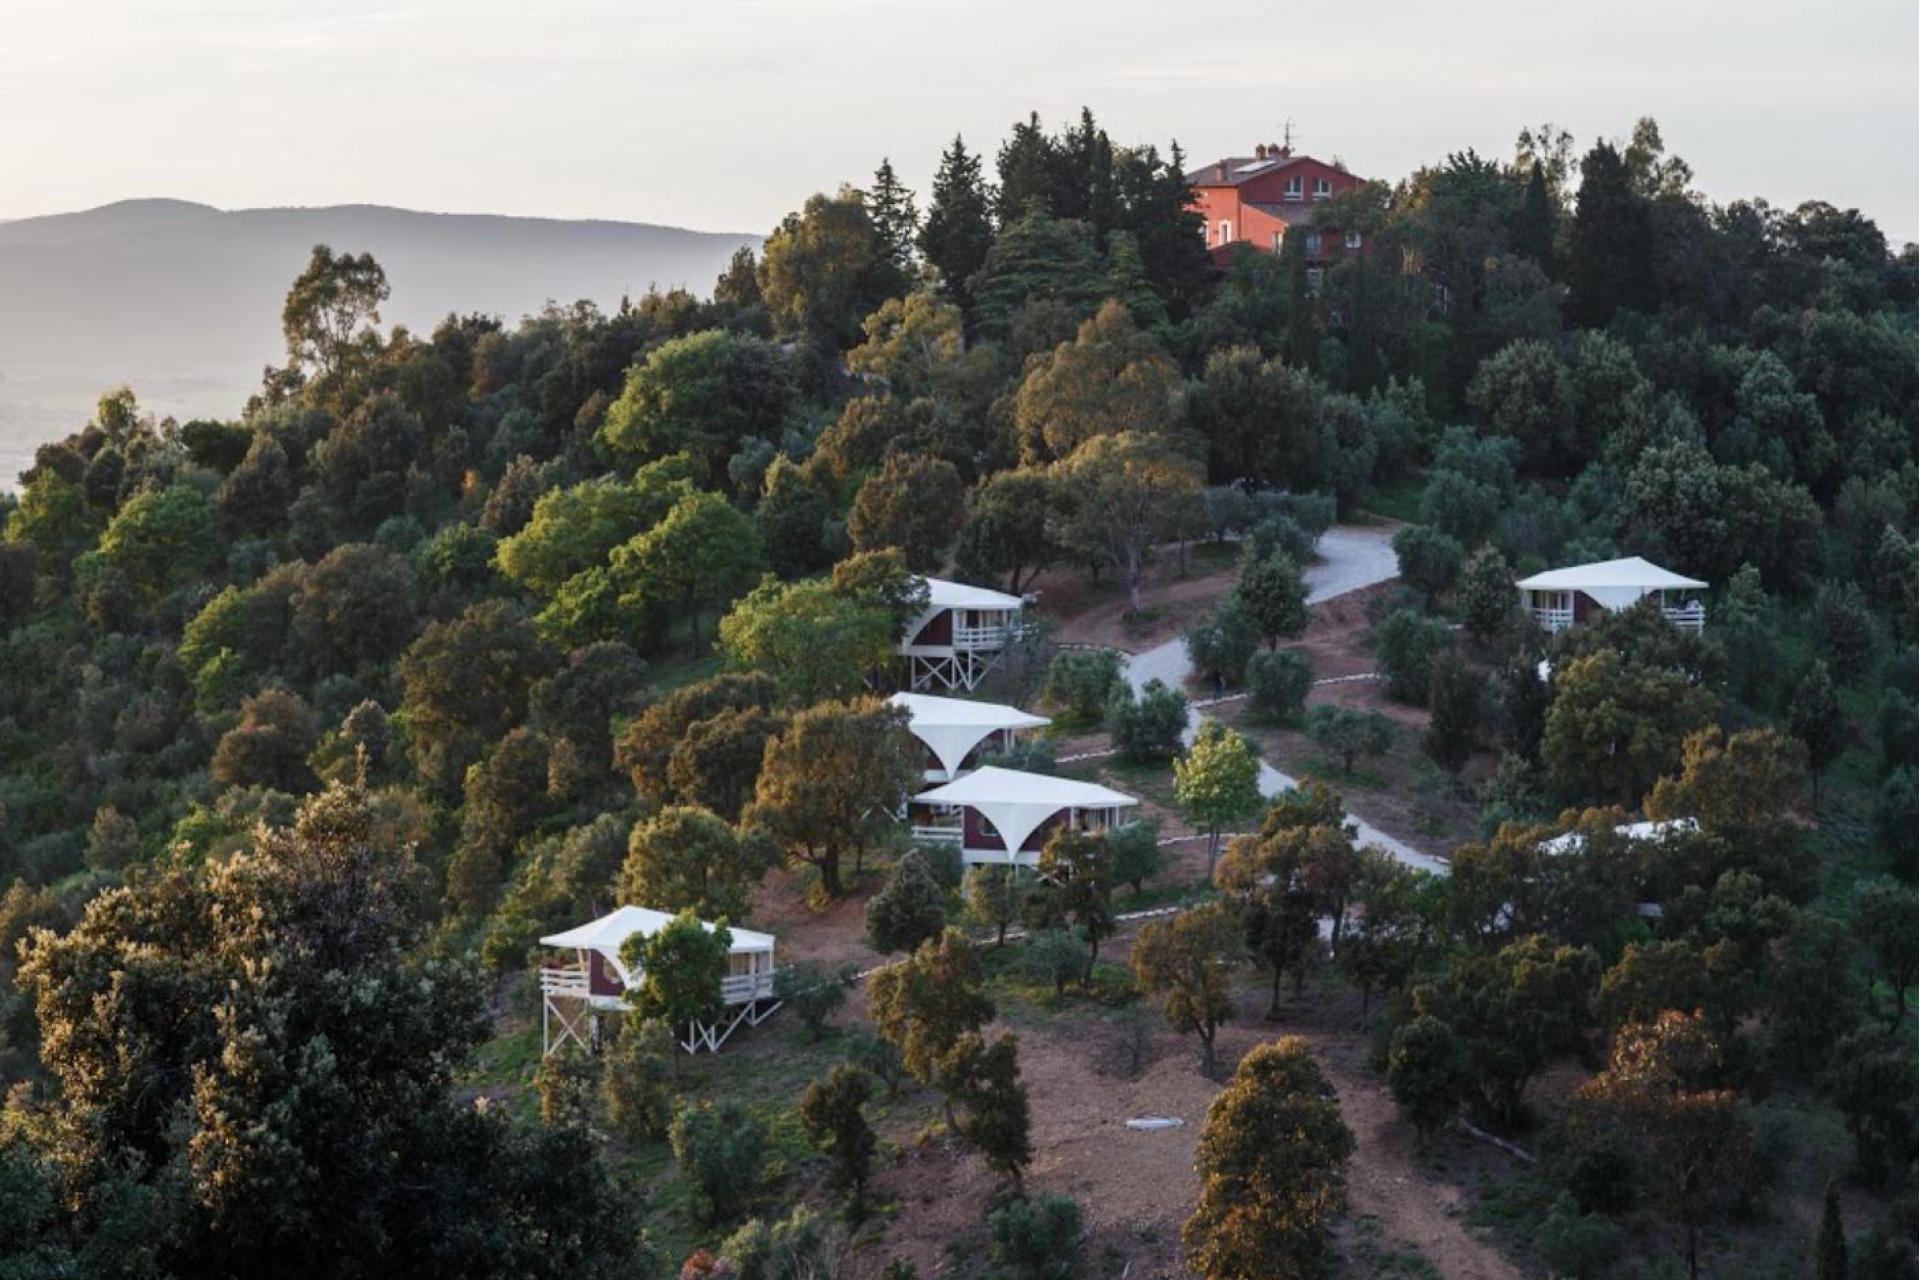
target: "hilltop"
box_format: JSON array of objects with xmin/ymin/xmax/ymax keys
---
[{"xmin": 0, "ymin": 198, "xmax": 757, "ymax": 482}]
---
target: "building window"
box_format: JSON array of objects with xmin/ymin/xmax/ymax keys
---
[
  {"xmin": 1304, "ymin": 232, "xmax": 1323, "ymax": 256},
  {"xmin": 1306, "ymin": 267, "xmax": 1325, "ymax": 295},
  {"xmin": 1217, "ymin": 220, "xmax": 1232, "ymax": 246},
  {"xmin": 1345, "ymin": 230, "xmax": 1363, "ymax": 250},
  {"xmin": 1284, "ymin": 175, "xmax": 1303, "ymax": 202},
  {"xmin": 1313, "ymin": 177, "xmax": 1332, "ymax": 200},
  {"xmin": 1271, "ymin": 230, "xmax": 1285, "ymax": 253}
]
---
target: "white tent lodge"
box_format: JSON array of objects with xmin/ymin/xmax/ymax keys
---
[
  {"xmin": 910, "ymin": 765, "xmax": 1139, "ymax": 867},
  {"xmin": 888, "ymin": 690, "xmax": 1051, "ymax": 783},
  {"xmin": 538, "ymin": 906, "xmax": 779, "ymax": 1056},
  {"xmin": 1514, "ymin": 556, "xmax": 1707, "ymax": 634},
  {"xmin": 898, "ymin": 577, "xmax": 1029, "ymax": 692}
]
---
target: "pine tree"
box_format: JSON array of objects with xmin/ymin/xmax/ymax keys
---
[
  {"xmin": 919, "ymin": 135, "xmax": 995, "ymax": 310},
  {"xmin": 1567, "ymin": 141, "xmax": 1653, "ymax": 326},
  {"xmin": 1516, "ymin": 161, "xmax": 1557, "ymax": 277},
  {"xmin": 1814, "ymin": 1183, "xmax": 1848, "ymax": 1280},
  {"xmin": 867, "ymin": 158, "xmax": 919, "ymax": 272},
  {"xmin": 996, "ymin": 111, "xmax": 1061, "ymax": 224}
]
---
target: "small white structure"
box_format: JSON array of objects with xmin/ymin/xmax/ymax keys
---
[
  {"xmin": 909, "ymin": 765, "xmax": 1139, "ymax": 867},
  {"xmin": 1515, "ymin": 556, "xmax": 1707, "ymax": 634},
  {"xmin": 538, "ymin": 906, "xmax": 779, "ymax": 1056},
  {"xmin": 1537, "ymin": 817, "xmax": 1699, "ymax": 857},
  {"xmin": 899, "ymin": 577, "xmax": 1028, "ymax": 692},
  {"xmin": 889, "ymin": 691, "xmax": 1051, "ymax": 783}
]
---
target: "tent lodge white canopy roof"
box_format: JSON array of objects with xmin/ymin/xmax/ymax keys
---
[
  {"xmin": 1514, "ymin": 556, "xmax": 1706, "ymax": 610},
  {"xmin": 541, "ymin": 906, "xmax": 775, "ymax": 984},
  {"xmin": 889, "ymin": 692, "xmax": 1050, "ymax": 776},
  {"xmin": 1538, "ymin": 817, "xmax": 1698, "ymax": 856},
  {"xmin": 920, "ymin": 576, "xmax": 1026, "ymax": 612},
  {"xmin": 912, "ymin": 765, "xmax": 1138, "ymax": 856}
]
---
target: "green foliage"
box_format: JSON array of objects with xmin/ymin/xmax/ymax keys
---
[
  {"xmin": 535, "ymin": 1047, "xmax": 599, "ymax": 1128},
  {"xmin": 603, "ymin": 1017, "xmax": 676, "ymax": 1142},
  {"xmin": 1372, "ymin": 608, "xmax": 1453, "ymax": 704},
  {"xmin": 865, "ymin": 850, "xmax": 949, "ymax": 955},
  {"xmin": 1174, "ymin": 719, "xmax": 1263, "ymax": 870},
  {"xmin": 1543, "ymin": 650, "xmax": 1718, "ymax": 805},
  {"xmin": 1183, "ymin": 1036, "xmax": 1355, "ymax": 1280},
  {"xmin": 800, "ymin": 1063, "xmax": 877, "ymax": 1202},
  {"xmin": 1106, "ymin": 676, "xmax": 1189, "ymax": 763},
  {"xmin": 1043, "ymin": 648, "xmax": 1124, "ymax": 727},
  {"xmin": 623, "ymin": 908, "xmax": 732, "ymax": 1034},
  {"xmin": 1184, "ymin": 594, "xmax": 1262, "ymax": 685},
  {"xmin": 1131, "ymin": 901, "xmax": 1240, "ymax": 1076},
  {"xmin": 773, "ymin": 960, "xmax": 854, "ymax": 1040},
  {"xmin": 1423, "ymin": 648, "xmax": 1483, "ymax": 772},
  {"xmin": 97, "ymin": 484, "xmax": 222, "ymax": 593},
  {"xmin": 1236, "ymin": 550, "xmax": 1311, "ymax": 647},
  {"xmin": 1814, "ymin": 1184, "xmax": 1848, "ymax": 1280},
  {"xmin": 1306, "ymin": 704, "xmax": 1396, "ymax": 775},
  {"xmin": 1535, "ymin": 1192, "xmax": 1624, "ymax": 1280},
  {"xmin": 867, "ymin": 928, "xmax": 994, "ymax": 1087},
  {"xmin": 1021, "ymin": 928, "xmax": 1088, "ymax": 996},
  {"xmin": 670, "ymin": 1098, "xmax": 770, "ymax": 1226},
  {"xmin": 609, "ymin": 489, "xmax": 763, "ymax": 648},
  {"xmin": 1386, "ymin": 1014, "xmax": 1467, "ymax": 1139},
  {"xmin": 599, "ymin": 330, "xmax": 794, "ymax": 486},
  {"xmin": 1244, "ymin": 648, "xmax": 1314, "ymax": 725},
  {"xmin": 620, "ymin": 805, "xmax": 766, "ymax": 921},
  {"xmin": 848, "ymin": 452, "xmax": 967, "ymax": 571},
  {"xmin": 944, "ymin": 1030, "xmax": 1035, "ymax": 1188},
  {"xmin": 988, "ymin": 1191, "xmax": 1084, "ymax": 1280},
  {"xmin": 1391, "ymin": 524, "xmax": 1466, "ymax": 610}
]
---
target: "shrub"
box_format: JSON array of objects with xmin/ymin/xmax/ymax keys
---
[
  {"xmin": 603, "ymin": 1017, "xmax": 675, "ymax": 1141},
  {"xmin": 1373, "ymin": 608, "xmax": 1454, "ymax": 704},
  {"xmin": 866, "ymin": 852, "xmax": 949, "ymax": 954},
  {"xmin": 534, "ymin": 1047, "xmax": 598, "ymax": 1129},
  {"xmin": 1535, "ymin": 1192, "xmax": 1624, "ymax": 1280},
  {"xmin": 988, "ymin": 1191, "xmax": 1084, "ymax": 1280},
  {"xmin": 719, "ymin": 1206, "xmax": 829, "ymax": 1280},
  {"xmin": 979, "ymin": 734, "xmax": 1058, "ymax": 776},
  {"xmin": 1391, "ymin": 524, "xmax": 1465, "ymax": 610},
  {"xmin": 1022, "ymin": 929, "xmax": 1088, "ymax": 997},
  {"xmin": 1423, "ymin": 649, "xmax": 1483, "ymax": 772},
  {"xmin": 1107, "ymin": 816, "xmax": 1167, "ymax": 894},
  {"xmin": 1245, "ymin": 513, "xmax": 1314, "ymax": 565},
  {"xmin": 1184, "ymin": 596, "xmax": 1261, "ymax": 686},
  {"xmin": 774, "ymin": 961, "xmax": 855, "ymax": 1040},
  {"xmin": 670, "ymin": 1099, "xmax": 770, "ymax": 1225},
  {"xmin": 842, "ymin": 1024, "xmax": 909, "ymax": 1096},
  {"xmin": 1043, "ymin": 649, "xmax": 1124, "ymax": 727},
  {"xmin": 1107, "ymin": 678, "xmax": 1189, "ymax": 763},
  {"xmin": 1245, "ymin": 648, "xmax": 1313, "ymax": 725},
  {"xmin": 1306, "ymin": 704, "xmax": 1395, "ymax": 775}
]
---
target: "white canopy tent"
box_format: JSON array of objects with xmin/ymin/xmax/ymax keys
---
[
  {"xmin": 1514, "ymin": 556, "xmax": 1706, "ymax": 611},
  {"xmin": 921, "ymin": 577, "xmax": 1027, "ymax": 612},
  {"xmin": 538, "ymin": 906, "xmax": 779, "ymax": 1056},
  {"xmin": 540, "ymin": 905, "xmax": 775, "ymax": 989},
  {"xmin": 1537, "ymin": 817, "xmax": 1698, "ymax": 857},
  {"xmin": 888, "ymin": 691, "xmax": 1050, "ymax": 779},
  {"xmin": 912, "ymin": 765, "xmax": 1138, "ymax": 861}
]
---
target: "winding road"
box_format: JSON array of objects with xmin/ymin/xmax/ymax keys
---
[{"xmin": 1123, "ymin": 525, "xmax": 1450, "ymax": 875}]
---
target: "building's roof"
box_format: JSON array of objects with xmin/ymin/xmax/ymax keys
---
[
  {"xmin": 1538, "ymin": 818, "xmax": 1698, "ymax": 857},
  {"xmin": 913, "ymin": 766, "xmax": 1137, "ymax": 861},
  {"xmin": 921, "ymin": 576, "xmax": 1025, "ymax": 611},
  {"xmin": 890, "ymin": 692, "xmax": 1051, "ymax": 777},
  {"xmin": 1186, "ymin": 152, "xmax": 1350, "ymax": 187},
  {"xmin": 541, "ymin": 906, "xmax": 775, "ymax": 984},
  {"xmin": 1514, "ymin": 556, "xmax": 1707, "ymax": 593}
]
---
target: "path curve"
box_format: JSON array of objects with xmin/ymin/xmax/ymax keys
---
[{"xmin": 1124, "ymin": 525, "xmax": 1449, "ymax": 876}]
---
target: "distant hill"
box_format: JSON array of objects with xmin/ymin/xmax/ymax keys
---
[{"xmin": 0, "ymin": 199, "xmax": 760, "ymax": 485}]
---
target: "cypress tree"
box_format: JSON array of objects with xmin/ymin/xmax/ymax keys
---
[
  {"xmin": 1814, "ymin": 1183, "xmax": 1847, "ymax": 1280},
  {"xmin": 1516, "ymin": 161, "xmax": 1557, "ymax": 277},
  {"xmin": 1567, "ymin": 141, "xmax": 1653, "ymax": 326},
  {"xmin": 919, "ymin": 135, "xmax": 995, "ymax": 311},
  {"xmin": 867, "ymin": 158, "xmax": 919, "ymax": 272}
]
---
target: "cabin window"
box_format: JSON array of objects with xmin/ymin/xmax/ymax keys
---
[
  {"xmin": 1217, "ymin": 220, "xmax": 1232, "ymax": 246},
  {"xmin": 1284, "ymin": 175, "xmax": 1303, "ymax": 201},
  {"xmin": 1304, "ymin": 232, "xmax": 1323, "ymax": 256},
  {"xmin": 1306, "ymin": 267, "xmax": 1325, "ymax": 295},
  {"xmin": 1313, "ymin": 177, "xmax": 1332, "ymax": 199},
  {"xmin": 1271, "ymin": 230, "xmax": 1285, "ymax": 252},
  {"xmin": 1345, "ymin": 230, "xmax": 1363, "ymax": 250}
]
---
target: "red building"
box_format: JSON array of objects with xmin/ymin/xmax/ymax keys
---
[{"xmin": 1185, "ymin": 143, "xmax": 1365, "ymax": 271}]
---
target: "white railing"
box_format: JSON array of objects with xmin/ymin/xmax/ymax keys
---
[
  {"xmin": 953, "ymin": 623, "xmax": 1011, "ymax": 649},
  {"xmin": 1663, "ymin": 601, "xmax": 1705, "ymax": 632},
  {"xmin": 1529, "ymin": 606, "xmax": 1574, "ymax": 633},
  {"xmin": 543, "ymin": 963, "xmax": 774, "ymax": 1007},
  {"xmin": 721, "ymin": 972, "xmax": 778, "ymax": 1004},
  {"xmin": 913, "ymin": 823, "xmax": 964, "ymax": 845},
  {"xmin": 540, "ymin": 965, "xmax": 590, "ymax": 999}
]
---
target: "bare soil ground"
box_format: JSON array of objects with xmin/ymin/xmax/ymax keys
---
[{"xmin": 1035, "ymin": 543, "xmax": 1242, "ymax": 653}]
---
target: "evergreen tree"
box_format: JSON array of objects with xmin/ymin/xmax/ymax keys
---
[
  {"xmin": 919, "ymin": 135, "xmax": 995, "ymax": 309},
  {"xmin": 867, "ymin": 157, "xmax": 920, "ymax": 271},
  {"xmin": 1515, "ymin": 160, "xmax": 1557, "ymax": 277},
  {"xmin": 1814, "ymin": 1183, "xmax": 1848, "ymax": 1280},
  {"xmin": 1567, "ymin": 141, "xmax": 1653, "ymax": 326}
]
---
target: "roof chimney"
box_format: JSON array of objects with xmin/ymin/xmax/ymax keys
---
[
  {"xmin": 1215, "ymin": 162, "xmax": 1227, "ymax": 181},
  {"xmin": 1276, "ymin": 142, "xmax": 1291, "ymax": 159},
  {"xmin": 1254, "ymin": 143, "xmax": 1268, "ymax": 160}
]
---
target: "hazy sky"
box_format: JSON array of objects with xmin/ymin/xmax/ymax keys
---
[{"xmin": 4, "ymin": 0, "xmax": 1915, "ymax": 243}]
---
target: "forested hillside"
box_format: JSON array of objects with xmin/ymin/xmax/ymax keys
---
[{"xmin": 0, "ymin": 110, "xmax": 1913, "ymax": 1279}]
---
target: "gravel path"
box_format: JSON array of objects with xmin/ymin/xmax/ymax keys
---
[{"xmin": 1123, "ymin": 525, "xmax": 1450, "ymax": 876}]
